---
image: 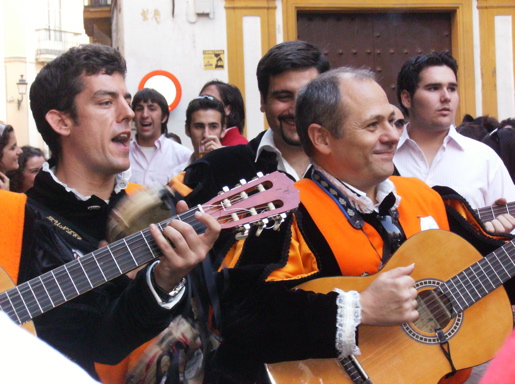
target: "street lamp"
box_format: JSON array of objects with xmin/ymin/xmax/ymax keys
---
[{"xmin": 16, "ymin": 75, "xmax": 28, "ymax": 110}]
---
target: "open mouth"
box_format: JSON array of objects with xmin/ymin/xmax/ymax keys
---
[{"xmin": 112, "ymin": 132, "xmax": 130, "ymax": 146}]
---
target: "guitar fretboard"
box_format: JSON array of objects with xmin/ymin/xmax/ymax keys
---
[
  {"xmin": 437, "ymin": 239, "xmax": 515, "ymax": 316},
  {"xmin": 0, "ymin": 207, "xmax": 205, "ymax": 326},
  {"xmin": 475, "ymin": 202, "xmax": 515, "ymax": 223}
]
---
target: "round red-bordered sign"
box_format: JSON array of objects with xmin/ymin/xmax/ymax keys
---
[{"xmin": 138, "ymin": 70, "xmax": 182, "ymax": 112}]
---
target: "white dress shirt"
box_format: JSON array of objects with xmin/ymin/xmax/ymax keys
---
[
  {"xmin": 130, "ymin": 134, "xmax": 192, "ymax": 187},
  {"xmin": 255, "ymin": 129, "xmax": 305, "ymax": 181},
  {"xmin": 394, "ymin": 125, "xmax": 515, "ymax": 209}
]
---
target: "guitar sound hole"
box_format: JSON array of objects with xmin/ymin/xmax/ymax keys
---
[{"xmin": 413, "ymin": 289, "xmax": 452, "ymax": 333}]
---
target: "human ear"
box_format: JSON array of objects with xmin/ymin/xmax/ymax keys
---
[
  {"xmin": 185, "ymin": 124, "xmax": 191, "ymax": 138},
  {"xmin": 260, "ymin": 94, "xmax": 266, "ymax": 113},
  {"xmin": 400, "ymin": 90, "xmax": 412, "ymax": 110},
  {"xmin": 45, "ymin": 110, "xmax": 73, "ymax": 137},
  {"xmin": 308, "ymin": 124, "xmax": 331, "ymax": 155}
]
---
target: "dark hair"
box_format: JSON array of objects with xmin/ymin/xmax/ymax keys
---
[
  {"xmin": 132, "ymin": 88, "xmax": 170, "ymax": 134},
  {"xmin": 185, "ymin": 96, "xmax": 226, "ymax": 129},
  {"xmin": 7, "ymin": 145, "xmax": 45, "ymax": 193},
  {"xmin": 0, "ymin": 124, "xmax": 15, "ymax": 173},
  {"xmin": 200, "ymin": 80, "xmax": 245, "ymax": 133},
  {"xmin": 257, "ymin": 40, "xmax": 330, "ymax": 101},
  {"xmin": 396, "ymin": 51, "xmax": 458, "ymax": 116},
  {"xmin": 296, "ymin": 67, "xmax": 377, "ymax": 157},
  {"xmin": 30, "ymin": 44, "xmax": 127, "ymax": 160}
]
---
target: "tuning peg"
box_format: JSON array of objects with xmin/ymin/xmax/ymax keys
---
[
  {"xmin": 252, "ymin": 172, "xmax": 264, "ymax": 181},
  {"xmin": 255, "ymin": 218, "xmax": 269, "ymax": 237},
  {"xmin": 235, "ymin": 223, "xmax": 251, "ymax": 240},
  {"xmin": 239, "ymin": 178, "xmax": 247, "ymax": 185},
  {"xmin": 218, "ymin": 186, "xmax": 230, "ymax": 195},
  {"xmin": 273, "ymin": 213, "xmax": 287, "ymax": 231}
]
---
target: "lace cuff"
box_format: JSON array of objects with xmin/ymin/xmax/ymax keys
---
[{"xmin": 334, "ymin": 289, "xmax": 361, "ymax": 359}]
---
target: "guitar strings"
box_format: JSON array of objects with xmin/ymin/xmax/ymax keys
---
[
  {"xmin": 475, "ymin": 202, "xmax": 515, "ymax": 222},
  {"xmin": 406, "ymin": 243, "xmax": 515, "ymax": 327}
]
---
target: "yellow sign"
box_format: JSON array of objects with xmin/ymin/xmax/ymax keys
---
[{"xmin": 203, "ymin": 50, "xmax": 225, "ymax": 70}]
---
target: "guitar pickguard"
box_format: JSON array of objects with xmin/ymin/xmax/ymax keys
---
[{"xmin": 402, "ymin": 279, "xmax": 464, "ymax": 345}]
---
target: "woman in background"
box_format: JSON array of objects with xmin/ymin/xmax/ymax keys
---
[
  {"xmin": 7, "ymin": 146, "xmax": 45, "ymax": 193},
  {"xmin": 0, "ymin": 123, "xmax": 22, "ymax": 191}
]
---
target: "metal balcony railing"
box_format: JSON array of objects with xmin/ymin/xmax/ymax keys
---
[
  {"xmin": 84, "ymin": 0, "xmax": 111, "ymax": 7},
  {"xmin": 35, "ymin": 28, "xmax": 83, "ymax": 62}
]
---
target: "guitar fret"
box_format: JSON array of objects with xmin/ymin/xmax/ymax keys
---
[
  {"xmin": 69, "ymin": 259, "xmax": 94, "ymax": 294},
  {"xmin": 91, "ymin": 252, "xmax": 108, "ymax": 283},
  {"xmin": 484, "ymin": 256, "xmax": 503, "ymax": 284},
  {"xmin": 63, "ymin": 264, "xmax": 80, "ymax": 296},
  {"xmin": 17, "ymin": 282, "xmax": 42, "ymax": 321},
  {"xmin": 500, "ymin": 248, "xmax": 515, "ymax": 274},
  {"xmin": 462, "ymin": 269, "xmax": 481, "ymax": 302},
  {"xmin": 107, "ymin": 247, "xmax": 123, "ymax": 274},
  {"xmin": 469, "ymin": 263, "xmax": 490, "ymax": 298},
  {"xmin": 96, "ymin": 248, "xmax": 123, "ymax": 281},
  {"xmin": 457, "ymin": 273, "xmax": 477, "ymax": 304},
  {"xmin": 446, "ymin": 278, "xmax": 465, "ymax": 312},
  {"xmin": 50, "ymin": 270, "xmax": 68, "ymax": 303},
  {"xmin": 38, "ymin": 275, "xmax": 55, "ymax": 309},
  {"xmin": 27, "ymin": 280, "xmax": 44, "ymax": 314},
  {"xmin": 77, "ymin": 257, "xmax": 93, "ymax": 289},
  {"xmin": 5, "ymin": 290, "xmax": 24, "ymax": 324},
  {"xmin": 475, "ymin": 260, "xmax": 496, "ymax": 292},
  {"xmin": 141, "ymin": 231, "xmax": 157, "ymax": 260},
  {"xmin": 122, "ymin": 238, "xmax": 138, "ymax": 267}
]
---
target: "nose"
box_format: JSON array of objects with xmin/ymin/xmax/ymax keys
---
[
  {"xmin": 120, "ymin": 97, "xmax": 135, "ymax": 122},
  {"xmin": 383, "ymin": 121, "xmax": 400, "ymax": 144},
  {"xmin": 441, "ymin": 89, "xmax": 451, "ymax": 102},
  {"xmin": 16, "ymin": 146, "xmax": 22, "ymax": 155}
]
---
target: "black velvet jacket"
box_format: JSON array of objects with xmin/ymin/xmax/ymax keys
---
[{"xmin": 18, "ymin": 167, "xmax": 184, "ymax": 377}]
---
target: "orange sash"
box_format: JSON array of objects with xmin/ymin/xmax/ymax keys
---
[
  {"xmin": 0, "ymin": 190, "xmax": 27, "ymax": 283},
  {"xmin": 267, "ymin": 176, "xmax": 449, "ymax": 281}
]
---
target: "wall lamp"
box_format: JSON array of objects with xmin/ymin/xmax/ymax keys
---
[{"xmin": 16, "ymin": 75, "xmax": 28, "ymax": 110}]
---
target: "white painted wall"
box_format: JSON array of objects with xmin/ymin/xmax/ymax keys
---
[{"xmin": 117, "ymin": 0, "xmax": 230, "ymax": 148}]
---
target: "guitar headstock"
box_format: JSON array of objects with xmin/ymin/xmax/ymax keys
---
[{"xmin": 201, "ymin": 171, "xmax": 299, "ymax": 237}]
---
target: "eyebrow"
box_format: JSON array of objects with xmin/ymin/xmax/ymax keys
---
[
  {"xmin": 423, "ymin": 82, "xmax": 458, "ymax": 88},
  {"xmin": 92, "ymin": 90, "xmax": 119, "ymax": 99},
  {"xmin": 270, "ymin": 90, "xmax": 293, "ymax": 97}
]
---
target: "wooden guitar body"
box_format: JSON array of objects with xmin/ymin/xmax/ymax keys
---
[{"xmin": 267, "ymin": 230, "xmax": 513, "ymax": 384}]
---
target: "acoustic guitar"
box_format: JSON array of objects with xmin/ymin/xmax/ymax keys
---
[
  {"xmin": 267, "ymin": 229, "xmax": 514, "ymax": 384},
  {"xmin": 0, "ymin": 171, "xmax": 299, "ymax": 331}
]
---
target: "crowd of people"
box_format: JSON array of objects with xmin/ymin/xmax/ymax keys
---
[{"xmin": 0, "ymin": 41, "xmax": 514, "ymax": 384}]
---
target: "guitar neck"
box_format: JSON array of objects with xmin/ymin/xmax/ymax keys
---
[
  {"xmin": 475, "ymin": 202, "xmax": 515, "ymax": 223},
  {"xmin": 437, "ymin": 239, "xmax": 515, "ymax": 316},
  {"xmin": 0, "ymin": 207, "xmax": 204, "ymax": 326}
]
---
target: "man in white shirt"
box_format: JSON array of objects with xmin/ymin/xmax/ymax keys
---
[
  {"xmin": 394, "ymin": 52, "xmax": 515, "ymax": 233},
  {"xmin": 130, "ymin": 88, "xmax": 192, "ymax": 186}
]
